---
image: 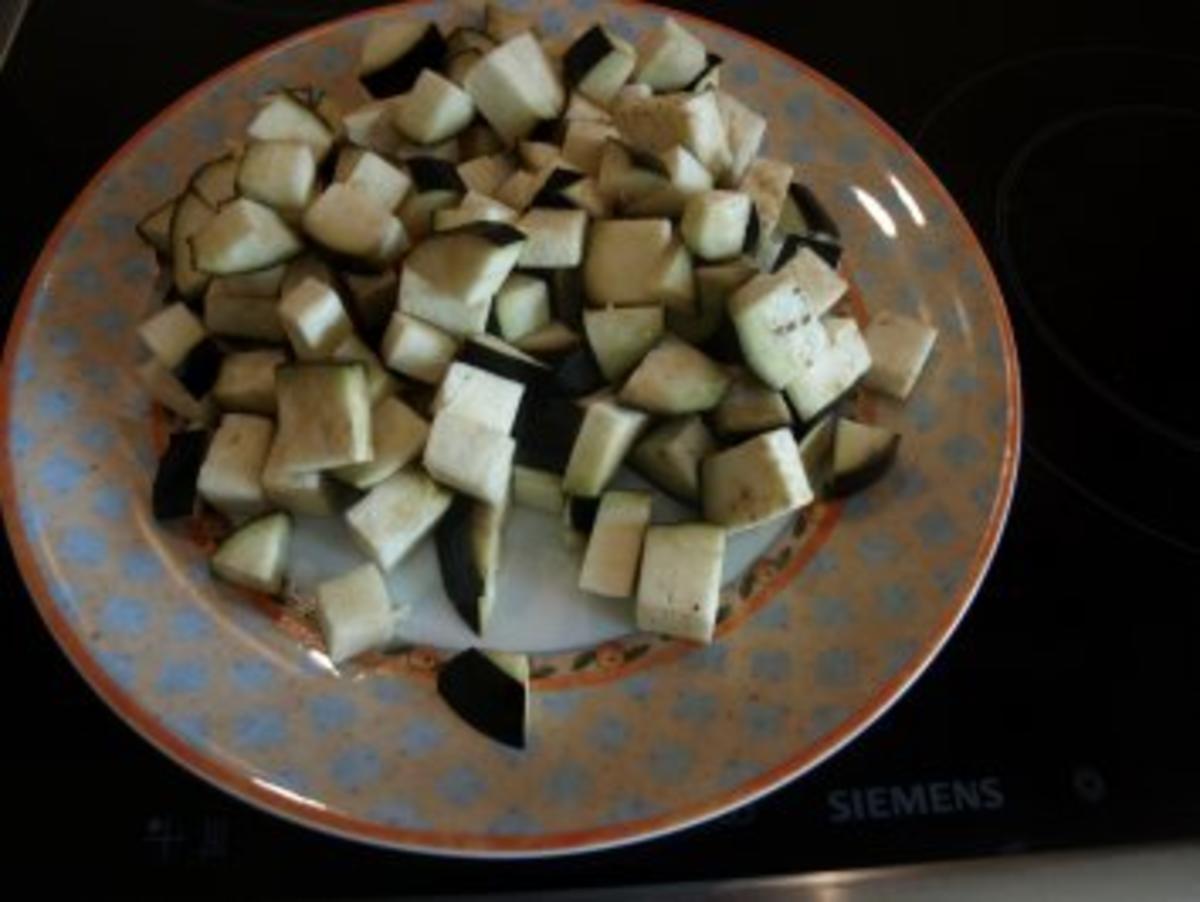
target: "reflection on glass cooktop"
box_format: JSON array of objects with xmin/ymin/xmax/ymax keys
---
[{"xmin": 1, "ymin": 1, "xmax": 1198, "ymax": 895}]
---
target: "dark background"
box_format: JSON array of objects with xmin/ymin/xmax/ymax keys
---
[{"xmin": 3, "ymin": 1, "xmax": 1199, "ymax": 897}]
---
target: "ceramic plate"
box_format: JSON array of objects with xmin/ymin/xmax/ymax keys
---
[{"xmin": 0, "ymin": 0, "xmax": 1020, "ymax": 857}]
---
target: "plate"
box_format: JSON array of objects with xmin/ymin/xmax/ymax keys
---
[{"xmin": 0, "ymin": 0, "xmax": 1020, "ymax": 857}]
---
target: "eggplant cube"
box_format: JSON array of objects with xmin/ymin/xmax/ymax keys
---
[
  {"xmin": 464, "ymin": 32, "xmax": 565, "ymax": 144},
  {"xmin": 562, "ymin": 120, "xmax": 621, "ymax": 175},
  {"xmin": 359, "ymin": 21, "xmax": 448, "ymax": 96},
  {"xmin": 236, "ymin": 141, "xmax": 317, "ymax": 214},
  {"xmin": 278, "ymin": 276, "xmax": 354, "ymax": 360},
  {"xmin": 614, "ymin": 91, "xmax": 731, "ymax": 178},
  {"xmin": 496, "ymin": 273, "xmax": 552, "ymax": 342},
  {"xmin": 381, "ymin": 313, "xmax": 459, "ymax": 384},
  {"xmin": 211, "ymin": 512, "xmax": 292, "ymax": 596},
  {"xmin": 729, "ymin": 268, "xmax": 829, "ymax": 389},
  {"xmin": 334, "ymin": 149, "xmax": 412, "ymax": 212},
  {"xmin": 563, "ymin": 401, "xmax": 649, "ymax": 497},
  {"xmin": 862, "ymin": 311, "xmax": 939, "ymax": 400},
  {"xmin": 715, "ymin": 91, "xmax": 766, "ymax": 185},
  {"xmin": 635, "ymin": 17, "xmax": 708, "ymax": 92},
  {"xmin": 423, "ymin": 412, "xmax": 515, "ymax": 505},
  {"xmin": 681, "ymin": 190, "xmax": 754, "ymax": 262},
  {"xmin": 437, "ymin": 648, "xmax": 528, "ymax": 749},
  {"xmin": 316, "ymin": 563, "xmax": 395, "ymax": 664},
  {"xmin": 434, "ymin": 192, "xmax": 518, "ymax": 231},
  {"xmin": 512, "ymin": 465, "xmax": 566, "ymax": 513},
  {"xmin": 394, "ymin": 69, "xmax": 476, "ymax": 145},
  {"xmin": 346, "ymin": 468, "xmax": 453, "ymax": 571},
  {"xmin": 137, "ymin": 358, "xmax": 215, "ymax": 423},
  {"xmin": 630, "ymin": 415, "xmax": 715, "ymax": 504},
  {"xmin": 191, "ymin": 198, "xmax": 303, "ymax": 275},
  {"xmin": 457, "ymin": 154, "xmax": 516, "ymax": 196},
  {"xmin": 702, "ymin": 428, "xmax": 813, "ymax": 530},
  {"xmin": 197, "ymin": 413, "xmax": 275, "ymax": 518},
  {"xmin": 515, "ymin": 209, "xmax": 588, "ymax": 269},
  {"xmin": 828, "ymin": 418, "xmax": 901, "ymax": 497},
  {"xmin": 213, "ymin": 349, "xmax": 286, "ymax": 415},
  {"xmin": 204, "ymin": 282, "xmax": 285, "ymax": 344},
  {"xmin": 579, "ymin": 491, "xmax": 653, "ymax": 598},
  {"xmin": 262, "ymin": 434, "xmax": 341, "ymax": 517},
  {"xmin": 303, "ymin": 183, "xmax": 409, "ymax": 268},
  {"xmin": 139, "ymin": 302, "xmax": 207, "ymax": 370},
  {"xmin": 275, "ymin": 364, "xmax": 372, "ymax": 473},
  {"xmin": 778, "ymin": 246, "xmax": 848, "ymax": 318},
  {"xmin": 713, "ymin": 372, "xmax": 792, "ymax": 436},
  {"xmin": 432, "ymin": 362, "xmax": 526, "ymax": 434},
  {"xmin": 636, "ymin": 524, "xmax": 726, "ymax": 643},
  {"xmin": 583, "ymin": 306, "xmax": 664, "ymax": 382},
  {"xmin": 246, "ymin": 92, "xmax": 334, "ymax": 161},
  {"xmin": 618, "ymin": 336, "xmax": 730, "ymax": 415},
  {"xmin": 583, "ymin": 219, "xmax": 675, "ymax": 307},
  {"xmin": 563, "ymin": 25, "xmax": 636, "ymax": 106},
  {"xmin": 436, "ymin": 495, "xmax": 506, "ymax": 635},
  {"xmin": 739, "ymin": 157, "xmax": 794, "ymax": 233},
  {"xmin": 785, "ymin": 317, "xmax": 872, "ymax": 420},
  {"xmin": 153, "ymin": 430, "xmax": 210, "ymax": 521},
  {"xmin": 329, "ymin": 334, "xmax": 397, "ymax": 406},
  {"xmin": 333, "ymin": 396, "xmax": 429, "ymax": 490}
]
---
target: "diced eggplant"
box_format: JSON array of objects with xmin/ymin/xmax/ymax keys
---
[
  {"xmin": 728, "ymin": 268, "xmax": 829, "ymax": 389},
  {"xmin": 190, "ymin": 198, "xmax": 303, "ymax": 275},
  {"xmin": 614, "ymin": 90, "xmax": 731, "ymax": 178},
  {"xmin": 137, "ymin": 197, "xmax": 176, "ymax": 255},
  {"xmin": 281, "ymin": 253, "xmax": 335, "ymax": 297},
  {"xmin": 636, "ymin": 524, "xmax": 725, "ymax": 643},
  {"xmin": 457, "ymin": 153, "xmax": 517, "ymax": 195},
  {"xmin": 459, "ymin": 334, "xmax": 550, "ymax": 387},
  {"xmin": 635, "ymin": 18, "xmax": 707, "ymax": 92},
  {"xmin": 796, "ymin": 413, "xmax": 836, "ymax": 496},
  {"xmin": 739, "ymin": 157, "xmax": 794, "ymax": 234},
  {"xmin": 399, "ymin": 221, "xmax": 527, "ymax": 336},
  {"xmin": 316, "ymin": 563, "xmax": 395, "ymax": 663},
  {"xmin": 485, "ymin": 1, "xmax": 536, "ymax": 42},
  {"xmin": 622, "ymin": 145, "xmax": 713, "ymax": 218},
  {"xmin": 170, "ymin": 191, "xmax": 216, "ymax": 299},
  {"xmin": 512, "ymin": 464, "xmax": 565, "ymax": 512},
  {"xmin": 619, "ymin": 336, "xmax": 730, "ymax": 415},
  {"xmin": 394, "ymin": 136, "xmax": 462, "ymax": 164},
  {"xmin": 464, "ymin": 33, "xmax": 565, "ymax": 144},
  {"xmin": 304, "ymin": 183, "xmax": 409, "ymax": 271},
  {"xmin": 564, "ymin": 495, "xmax": 603, "ymax": 535},
  {"xmin": 515, "ymin": 208, "xmax": 587, "ymax": 268},
  {"xmin": 333, "ymin": 148, "xmax": 412, "ymax": 212},
  {"xmin": 563, "ymin": 400, "xmax": 648, "ymax": 496},
  {"xmin": 278, "ymin": 276, "xmax": 354, "ymax": 360},
  {"xmin": 519, "ymin": 140, "xmax": 565, "ymax": 172},
  {"xmin": 827, "ymin": 418, "xmax": 900, "ymax": 498},
  {"xmin": 495, "ymin": 273, "xmax": 552, "ymax": 341},
  {"xmin": 197, "ymin": 413, "xmax": 275, "ymax": 518},
  {"xmin": 681, "ymin": 190, "xmax": 754, "ymax": 262},
  {"xmin": 247, "ymin": 91, "xmax": 335, "ymax": 161},
  {"xmin": 204, "ymin": 283, "xmax": 285, "ymax": 344},
  {"xmin": 152, "ymin": 430, "xmax": 210, "ymax": 521},
  {"xmin": 423, "ymin": 411, "xmax": 515, "ymax": 504},
  {"xmin": 213, "ymin": 349, "xmax": 286, "ymax": 415},
  {"xmin": 702, "ymin": 427, "xmax": 813, "ymax": 530},
  {"xmin": 629, "ymin": 414, "xmax": 714, "ymax": 504},
  {"xmin": 436, "ymin": 495, "xmax": 506, "ymax": 635},
  {"xmin": 514, "ymin": 388, "xmax": 585, "ymax": 473},
  {"xmin": 262, "ymin": 433, "xmax": 342, "ymax": 517},
  {"xmin": 583, "ymin": 218, "xmax": 677, "ymax": 308},
  {"xmin": 714, "ymin": 91, "xmax": 766, "ymax": 186},
  {"xmin": 779, "ymin": 182, "xmax": 841, "ymax": 254},
  {"xmin": 493, "ymin": 169, "xmax": 542, "ymax": 212},
  {"xmin": 333, "ymin": 396, "xmax": 429, "ymax": 490},
  {"xmin": 437, "ymin": 647, "xmax": 528, "ymax": 749},
  {"xmin": 329, "ymin": 333, "xmax": 397, "ymax": 405},
  {"xmin": 139, "ymin": 302, "xmax": 207, "ymax": 370},
  {"xmin": 275, "ymin": 363, "xmax": 372, "ymax": 473},
  {"xmin": 777, "ymin": 245, "xmax": 849, "ymax": 318},
  {"xmin": 394, "ymin": 69, "xmax": 476, "ymax": 145},
  {"xmin": 211, "ymin": 511, "xmax": 291, "ymax": 595},
  {"xmin": 447, "ymin": 26, "xmax": 497, "ymax": 58},
  {"xmin": 530, "ymin": 169, "xmax": 610, "ymax": 218},
  {"xmin": 359, "ymin": 21, "xmax": 448, "ymax": 96},
  {"xmin": 563, "ymin": 25, "xmax": 636, "ymax": 106},
  {"xmin": 525, "ymin": 267, "xmax": 586, "ymax": 329},
  {"xmin": 174, "ymin": 338, "xmax": 223, "ymax": 400},
  {"xmin": 217, "ymin": 264, "xmax": 286, "ymax": 298},
  {"xmin": 785, "ymin": 317, "xmax": 871, "ymax": 420},
  {"xmin": 561, "ymin": 119, "xmax": 621, "ymax": 175},
  {"xmin": 595, "ymin": 139, "xmax": 668, "ymax": 211},
  {"xmin": 446, "ymin": 48, "xmax": 484, "ymax": 86},
  {"xmin": 513, "ymin": 320, "xmax": 581, "ymax": 359},
  {"xmin": 579, "ymin": 490, "xmax": 652, "ymax": 598},
  {"xmin": 862, "ymin": 311, "xmax": 938, "ymax": 400},
  {"xmin": 668, "ymin": 258, "xmax": 755, "ymax": 346},
  {"xmin": 341, "ymin": 268, "xmax": 398, "ymax": 341},
  {"xmin": 346, "ymin": 467, "xmax": 453, "ymax": 570},
  {"xmin": 583, "ymin": 306, "xmax": 664, "ymax": 383},
  {"xmin": 712, "ymin": 370, "xmax": 792, "ymax": 436},
  {"xmin": 433, "ymin": 361, "xmax": 526, "ymax": 434},
  {"xmin": 236, "ymin": 141, "xmax": 316, "ymax": 216},
  {"xmin": 381, "ymin": 312, "xmax": 460, "ymax": 384},
  {"xmin": 551, "ymin": 345, "xmax": 607, "ymax": 398},
  {"xmin": 137, "ymin": 358, "xmax": 215, "ymax": 423},
  {"xmin": 189, "ymin": 154, "xmax": 239, "ymax": 208}
]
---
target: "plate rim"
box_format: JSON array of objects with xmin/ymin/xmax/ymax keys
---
[{"xmin": 0, "ymin": 0, "xmax": 1023, "ymax": 858}]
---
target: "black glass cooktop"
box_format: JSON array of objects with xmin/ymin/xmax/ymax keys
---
[{"xmin": 2, "ymin": 1, "xmax": 1199, "ymax": 896}]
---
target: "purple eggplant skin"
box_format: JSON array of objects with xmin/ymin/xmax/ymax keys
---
[{"xmin": 437, "ymin": 648, "xmax": 526, "ymax": 749}]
